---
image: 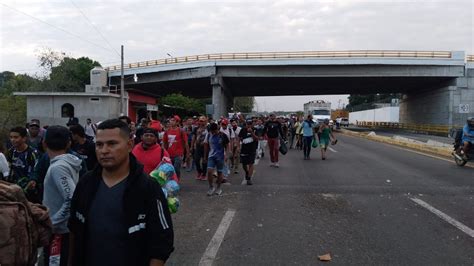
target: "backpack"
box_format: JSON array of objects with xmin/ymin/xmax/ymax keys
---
[{"xmin": 0, "ymin": 180, "xmax": 52, "ymax": 266}]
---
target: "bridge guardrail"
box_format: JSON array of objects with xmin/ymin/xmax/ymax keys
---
[
  {"xmin": 106, "ymin": 50, "xmax": 454, "ymax": 71},
  {"xmin": 355, "ymin": 121, "xmax": 457, "ymax": 136}
]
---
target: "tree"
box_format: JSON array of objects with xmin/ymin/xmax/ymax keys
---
[
  {"xmin": 0, "ymin": 73, "xmax": 34, "ymax": 137},
  {"xmin": 48, "ymin": 57, "xmax": 101, "ymax": 92},
  {"xmin": 346, "ymin": 93, "xmax": 401, "ymax": 111},
  {"xmin": 36, "ymin": 47, "xmax": 66, "ymax": 77},
  {"xmin": 0, "ymin": 71, "xmax": 15, "ymax": 87},
  {"xmin": 160, "ymin": 93, "xmax": 205, "ymax": 115},
  {"xmin": 233, "ymin": 97, "xmax": 255, "ymax": 113}
]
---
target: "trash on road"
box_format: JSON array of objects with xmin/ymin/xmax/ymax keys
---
[
  {"xmin": 318, "ymin": 253, "xmax": 332, "ymax": 261},
  {"xmin": 257, "ymin": 223, "xmax": 263, "ymax": 227},
  {"xmin": 386, "ymin": 179, "xmax": 391, "ymax": 183}
]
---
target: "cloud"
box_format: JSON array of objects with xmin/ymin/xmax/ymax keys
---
[{"xmin": 1, "ymin": 0, "xmax": 472, "ymax": 110}]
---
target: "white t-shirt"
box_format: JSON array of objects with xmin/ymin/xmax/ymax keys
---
[{"xmin": 220, "ymin": 126, "xmax": 235, "ymax": 140}]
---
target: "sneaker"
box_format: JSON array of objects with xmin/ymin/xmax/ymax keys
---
[
  {"xmin": 270, "ymin": 163, "xmax": 275, "ymax": 167},
  {"xmin": 246, "ymin": 180, "xmax": 253, "ymax": 185},
  {"xmin": 207, "ymin": 187, "xmax": 215, "ymax": 196},
  {"xmin": 199, "ymin": 174, "xmax": 208, "ymax": 181},
  {"xmin": 274, "ymin": 162, "xmax": 279, "ymax": 168},
  {"xmin": 214, "ymin": 187, "xmax": 223, "ymax": 195},
  {"xmin": 195, "ymin": 173, "xmax": 202, "ymax": 180}
]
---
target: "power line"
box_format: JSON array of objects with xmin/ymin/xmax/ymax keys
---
[
  {"xmin": 69, "ymin": 0, "xmax": 121, "ymax": 57},
  {"xmin": 0, "ymin": 2, "xmax": 118, "ymax": 57}
]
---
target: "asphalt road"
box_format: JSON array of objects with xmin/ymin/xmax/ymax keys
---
[{"xmin": 167, "ymin": 133, "xmax": 473, "ymax": 265}]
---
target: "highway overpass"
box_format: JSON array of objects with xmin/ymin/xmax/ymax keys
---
[{"xmin": 108, "ymin": 50, "xmax": 474, "ymax": 125}]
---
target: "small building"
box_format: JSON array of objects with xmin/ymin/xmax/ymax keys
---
[{"xmin": 14, "ymin": 67, "xmax": 157, "ymax": 127}]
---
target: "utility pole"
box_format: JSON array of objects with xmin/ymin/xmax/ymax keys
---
[{"xmin": 120, "ymin": 45, "xmax": 125, "ymax": 116}]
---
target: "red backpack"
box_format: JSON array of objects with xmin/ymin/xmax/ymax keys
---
[{"xmin": 0, "ymin": 181, "xmax": 52, "ymax": 266}]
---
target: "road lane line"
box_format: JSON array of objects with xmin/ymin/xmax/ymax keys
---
[
  {"xmin": 328, "ymin": 147, "xmax": 338, "ymax": 153},
  {"xmin": 410, "ymin": 197, "xmax": 474, "ymax": 238},
  {"xmin": 199, "ymin": 209, "xmax": 236, "ymax": 266}
]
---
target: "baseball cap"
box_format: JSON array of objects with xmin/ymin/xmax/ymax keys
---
[
  {"xmin": 221, "ymin": 119, "xmax": 229, "ymax": 125},
  {"xmin": 143, "ymin": 128, "xmax": 158, "ymax": 137},
  {"xmin": 29, "ymin": 121, "xmax": 40, "ymax": 128}
]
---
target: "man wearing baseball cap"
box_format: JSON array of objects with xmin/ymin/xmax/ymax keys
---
[
  {"xmin": 132, "ymin": 128, "xmax": 169, "ymax": 174},
  {"xmin": 163, "ymin": 115, "xmax": 189, "ymax": 179}
]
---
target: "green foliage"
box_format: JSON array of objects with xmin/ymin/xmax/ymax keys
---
[
  {"xmin": 0, "ymin": 72, "xmax": 29, "ymax": 137},
  {"xmin": 160, "ymin": 93, "xmax": 205, "ymax": 114},
  {"xmin": 0, "ymin": 71, "xmax": 15, "ymax": 87},
  {"xmin": 0, "ymin": 73, "xmax": 40, "ymax": 93},
  {"xmin": 48, "ymin": 57, "xmax": 101, "ymax": 92},
  {"xmin": 347, "ymin": 93, "xmax": 401, "ymax": 111},
  {"xmin": 233, "ymin": 97, "xmax": 255, "ymax": 113}
]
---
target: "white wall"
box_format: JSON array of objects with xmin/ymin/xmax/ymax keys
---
[
  {"xmin": 27, "ymin": 95, "xmax": 121, "ymax": 127},
  {"xmin": 349, "ymin": 106, "xmax": 399, "ymax": 124}
]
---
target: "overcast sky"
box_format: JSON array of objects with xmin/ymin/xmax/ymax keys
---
[{"xmin": 1, "ymin": 0, "xmax": 473, "ymax": 111}]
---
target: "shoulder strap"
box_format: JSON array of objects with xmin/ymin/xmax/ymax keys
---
[{"xmin": 160, "ymin": 146, "xmax": 164, "ymax": 161}]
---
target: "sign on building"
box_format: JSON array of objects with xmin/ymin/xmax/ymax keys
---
[
  {"xmin": 147, "ymin": 104, "xmax": 158, "ymax": 111},
  {"xmin": 459, "ymin": 104, "xmax": 470, "ymax": 114}
]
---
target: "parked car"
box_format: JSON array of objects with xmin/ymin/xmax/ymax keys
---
[{"xmin": 340, "ymin": 118, "xmax": 349, "ymax": 127}]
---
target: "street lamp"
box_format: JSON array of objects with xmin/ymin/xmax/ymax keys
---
[{"xmin": 373, "ymin": 93, "xmax": 380, "ymax": 128}]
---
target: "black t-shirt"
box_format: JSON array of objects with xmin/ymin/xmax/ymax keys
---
[
  {"xmin": 254, "ymin": 125, "xmax": 265, "ymax": 137},
  {"xmin": 239, "ymin": 128, "xmax": 257, "ymax": 155},
  {"xmin": 72, "ymin": 139, "xmax": 97, "ymax": 171},
  {"xmin": 86, "ymin": 178, "xmax": 128, "ymax": 266},
  {"xmin": 264, "ymin": 120, "xmax": 283, "ymax": 139}
]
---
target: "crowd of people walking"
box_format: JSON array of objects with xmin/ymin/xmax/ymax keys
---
[{"xmin": 0, "ymin": 112, "xmax": 337, "ymax": 265}]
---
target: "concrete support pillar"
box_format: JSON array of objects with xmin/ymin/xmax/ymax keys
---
[
  {"xmin": 399, "ymin": 74, "xmax": 474, "ymax": 126},
  {"xmin": 211, "ymin": 75, "xmax": 232, "ymax": 119}
]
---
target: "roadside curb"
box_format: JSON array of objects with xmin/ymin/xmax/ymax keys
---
[{"xmin": 340, "ymin": 129, "xmax": 453, "ymax": 158}]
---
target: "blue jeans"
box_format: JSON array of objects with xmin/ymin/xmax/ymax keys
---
[
  {"xmin": 207, "ymin": 157, "xmax": 224, "ymax": 173},
  {"xmin": 303, "ymin": 136, "xmax": 313, "ymax": 158}
]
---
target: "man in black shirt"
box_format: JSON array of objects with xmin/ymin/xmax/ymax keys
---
[
  {"xmin": 264, "ymin": 114, "xmax": 285, "ymax": 168},
  {"xmin": 70, "ymin": 125, "xmax": 98, "ymax": 171},
  {"xmin": 239, "ymin": 120, "xmax": 258, "ymax": 185},
  {"xmin": 68, "ymin": 119, "xmax": 174, "ymax": 266}
]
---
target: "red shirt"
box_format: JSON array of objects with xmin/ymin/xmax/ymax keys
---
[
  {"xmin": 132, "ymin": 143, "xmax": 169, "ymax": 174},
  {"xmin": 163, "ymin": 128, "xmax": 187, "ymax": 158}
]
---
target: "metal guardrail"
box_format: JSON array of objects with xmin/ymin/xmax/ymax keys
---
[
  {"xmin": 356, "ymin": 121, "xmax": 454, "ymax": 135},
  {"xmin": 467, "ymin": 55, "xmax": 474, "ymax": 62},
  {"xmin": 106, "ymin": 50, "xmax": 454, "ymax": 71}
]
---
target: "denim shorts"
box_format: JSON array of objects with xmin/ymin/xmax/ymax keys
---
[{"xmin": 207, "ymin": 157, "xmax": 224, "ymax": 173}]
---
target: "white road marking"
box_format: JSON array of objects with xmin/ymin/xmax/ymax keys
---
[
  {"xmin": 328, "ymin": 147, "xmax": 338, "ymax": 153},
  {"xmin": 410, "ymin": 197, "xmax": 474, "ymax": 238},
  {"xmin": 199, "ymin": 209, "xmax": 237, "ymax": 266}
]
